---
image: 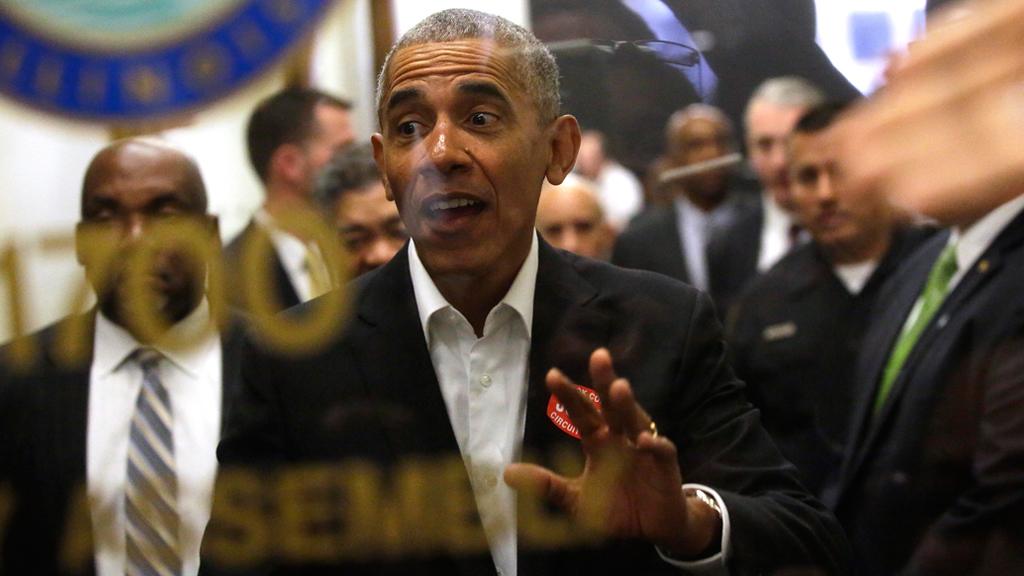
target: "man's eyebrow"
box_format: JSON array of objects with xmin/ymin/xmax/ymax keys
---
[
  {"xmin": 457, "ymin": 81, "xmax": 511, "ymax": 107},
  {"xmin": 385, "ymin": 87, "xmax": 423, "ymax": 114}
]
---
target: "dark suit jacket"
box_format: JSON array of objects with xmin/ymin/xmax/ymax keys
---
[
  {"xmin": 831, "ymin": 208, "xmax": 1024, "ymax": 575},
  {"xmin": 0, "ymin": 312, "xmax": 247, "ymax": 576},
  {"xmin": 224, "ymin": 220, "xmax": 302, "ymax": 314},
  {"xmin": 614, "ymin": 197, "xmax": 759, "ymax": 314},
  {"xmin": 205, "ymin": 240, "xmax": 849, "ymax": 575},
  {"xmin": 612, "ymin": 204, "xmax": 691, "ymax": 285},
  {"xmin": 726, "ymin": 227, "xmax": 932, "ymax": 496},
  {"xmin": 706, "ymin": 198, "xmax": 763, "ymax": 319}
]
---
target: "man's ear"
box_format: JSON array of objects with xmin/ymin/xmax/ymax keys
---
[
  {"xmin": 269, "ymin": 143, "xmax": 306, "ymax": 185},
  {"xmin": 74, "ymin": 222, "xmax": 88, "ymax": 266},
  {"xmin": 371, "ymin": 133, "xmax": 395, "ymax": 202},
  {"xmin": 545, "ymin": 115, "xmax": 582, "ymax": 186}
]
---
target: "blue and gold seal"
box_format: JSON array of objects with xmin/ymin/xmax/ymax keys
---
[{"xmin": 0, "ymin": 0, "xmax": 332, "ymax": 120}]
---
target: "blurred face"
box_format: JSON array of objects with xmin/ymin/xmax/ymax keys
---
[
  {"xmin": 668, "ymin": 116, "xmax": 732, "ymax": 204},
  {"xmin": 746, "ymin": 101, "xmax": 806, "ymax": 210},
  {"xmin": 372, "ymin": 39, "xmax": 577, "ymax": 283},
  {"xmin": 334, "ymin": 182, "xmax": 407, "ymax": 277},
  {"xmin": 575, "ymin": 131, "xmax": 606, "ymax": 180},
  {"xmin": 536, "ymin": 184, "xmax": 612, "ymax": 259},
  {"xmin": 302, "ymin": 103, "xmax": 355, "ymax": 190},
  {"xmin": 789, "ymin": 130, "xmax": 891, "ymax": 261},
  {"xmin": 77, "ymin": 144, "xmax": 215, "ymax": 330}
]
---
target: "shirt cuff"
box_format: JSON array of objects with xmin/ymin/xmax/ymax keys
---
[{"xmin": 655, "ymin": 483, "xmax": 731, "ymax": 575}]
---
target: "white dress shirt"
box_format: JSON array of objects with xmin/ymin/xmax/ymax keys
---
[
  {"xmin": 674, "ymin": 196, "xmax": 732, "ymax": 292},
  {"xmin": 593, "ymin": 161, "xmax": 645, "ymax": 231},
  {"xmin": 254, "ymin": 209, "xmax": 331, "ymax": 302},
  {"xmin": 87, "ymin": 301, "xmax": 222, "ymax": 576},
  {"xmin": 948, "ymin": 194, "xmax": 1024, "ymax": 290},
  {"xmin": 833, "ymin": 260, "xmax": 879, "ymax": 295},
  {"xmin": 758, "ymin": 193, "xmax": 801, "ymax": 272},
  {"xmin": 408, "ymin": 233, "xmax": 730, "ymax": 575}
]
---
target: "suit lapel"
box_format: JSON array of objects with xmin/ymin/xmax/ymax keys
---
[
  {"xmin": 518, "ymin": 243, "xmax": 607, "ymax": 575},
  {"xmin": 523, "ymin": 243, "xmax": 604, "ymax": 458},
  {"xmin": 38, "ymin": 314, "xmax": 95, "ymax": 485},
  {"xmin": 844, "ymin": 213, "xmax": 1024, "ymax": 492},
  {"xmin": 656, "ymin": 206, "xmax": 691, "ymax": 283},
  {"xmin": 731, "ymin": 197, "xmax": 763, "ymax": 287},
  {"xmin": 868, "ymin": 216, "xmax": 1023, "ymax": 433},
  {"xmin": 271, "ymin": 243, "xmax": 302, "ymax": 310},
  {"xmin": 839, "ymin": 237, "xmax": 943, "ymax": 490},
  {"xmin": 348, "ymin": 246, "xmax": 458, "ymax": 458},
  {"xmin": 218, "ymin": 314, "xmax": 246, "ymax": 437}
]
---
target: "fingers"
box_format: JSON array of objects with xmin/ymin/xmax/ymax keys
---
[
  {"xmin": 588, "ymin": 348, "xmax": 629, "ymax": 435},
  {"xmin": 504, "ymin": 462, "xmax": 575, "ymax": 510},
  {"xmin": 636, "ymin": 426, "xmax": 678, "ymax": 466},
  {"xmin": 832, "ymin": 0, "xmax": 1024, "ymax": 215},
  {"xmin": 604, "ymin": 377, "xmax": 644, "ymax": 438},
  {"xmin": 552, "ymin": 348, "xmax": 660, "ymax": 446}
]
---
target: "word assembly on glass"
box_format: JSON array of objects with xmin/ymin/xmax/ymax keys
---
[{"xmin": 0, "ymin": 449, "xmax": 631, "ymax": 569}]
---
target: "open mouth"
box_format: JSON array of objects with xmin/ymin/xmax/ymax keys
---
[
  {"xmin": 422, "ymin": 195, "xmax": 487, "ymax": 229},
  {"xmin": 817, "ymin": 210, "xmax": 848, "ymax": 229}
]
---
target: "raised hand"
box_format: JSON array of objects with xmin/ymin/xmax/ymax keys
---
[{"xmin": 504, "ymin": 348, "xmax": 721, "ymax": 558}]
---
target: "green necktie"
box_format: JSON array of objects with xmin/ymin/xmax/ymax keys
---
[{"xmin": 874, "ymin": 243, "xmax": 959, "ymax": 415}]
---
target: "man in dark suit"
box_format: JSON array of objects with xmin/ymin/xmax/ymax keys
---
[
  {"xmin": 828, "ymin": 186, "xmax": 1024, "ymax": 573},
  {"xmin": 726, "ymin": 103, "xmax": 931, "ymax": 497},
  {"xmin": 706, "ymin": 76, "xmax": 826, "ymax": 316},
  {"xmin": 224, "ymin": 88, "xmax": 354, "ymax": 313},
  {"xmin": 0, "ymin": 139, "xmax": 245, "ymax": 575},
  {"xmin": 203, "ymin": 9, "xmax": 848, "ymax": 575},
  {"xmin": 612, "ymin": 104, "xmax": 754, "ymax": 308}
]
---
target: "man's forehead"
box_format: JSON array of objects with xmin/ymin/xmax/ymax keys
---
[
  {"xmin": 678, "ymin": 117, "xmax": 725, "ymax": 137},
  {"xmin": 87, "ymin": 162, "xmax": 196, "ymax": 201},
  {"xmin": 790, "ymin": 132, "xmax": 834, "ymax": 161},
  {"xmin": 748, "ymin": 102, "xmax": 804, "ymax": 130},
  {"xmin": 384, "ymin": 39, "xmax": 523, "ymax": 100}
]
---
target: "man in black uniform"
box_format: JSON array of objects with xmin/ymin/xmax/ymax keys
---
[{"xmin": 726, "ymin": 102, "xmax": 931, "ymax": 496}]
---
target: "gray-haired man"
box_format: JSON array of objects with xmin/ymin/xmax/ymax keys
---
[{"xmin": 206, "ymin": 10, "xmax": 848, "ymax": 576}]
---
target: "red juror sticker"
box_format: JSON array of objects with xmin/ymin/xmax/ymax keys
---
[{"xmin": 547, "ymin": 384, "xmax": 603, "ymax": 439}]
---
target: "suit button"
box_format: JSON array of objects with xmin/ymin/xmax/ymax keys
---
[{"xmin": 480, "ymin": 374, "xmax": 493, "ymax": 388}]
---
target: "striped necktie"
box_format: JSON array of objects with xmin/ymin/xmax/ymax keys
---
[
  {"xmin": 873, "ymin": 243, "xmax": 959, "ymax": 415},
  {"xmin": 126, "ymin": 348, "xmax": 182, "ymax": 576}
]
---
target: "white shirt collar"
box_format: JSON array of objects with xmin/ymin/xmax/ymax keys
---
[
  {"xmin": 949, "ymin": 194, "xmax": 1024, "ymax": 275},
  {"xmin": 255, "ymin": 208, "xmax": 309, "ymax": 278},
  {"xmin": 92, "ymin": 299, "xmax": 218, "ymax": 378},
  {"xmin": 762, "ymin": 191, "xmax": 795, "ymax": 230},
  {"xmin": 673, "ymin": 194, "xmax": 730, "ymax": 223},
  {"xmin": 832, "ymin": 259, "xmax": 879, "ymax": 295},
  {"xmin": 408, "ymin": 232, "xmax": 539, "ymax": 344}
]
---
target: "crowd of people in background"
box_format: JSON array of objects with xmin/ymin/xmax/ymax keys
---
[{"xmin": 3, "ymin": 1, "xmax": 1024, "ymax": 575}]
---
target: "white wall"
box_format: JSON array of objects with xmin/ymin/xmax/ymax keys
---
[{"xmin": 814, "ymin": 0, "xmax": 927, "ymax": 94}]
